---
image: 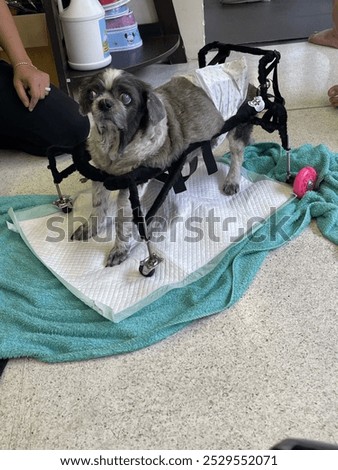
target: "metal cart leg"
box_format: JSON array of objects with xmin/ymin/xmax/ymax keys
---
[
  {"xmin": 53, "ymin": 183, "xmax": 73, "ymax": 213},
  {"xmin": 138, "ymin": 214, "xmax": 163, "ymax": 277}
]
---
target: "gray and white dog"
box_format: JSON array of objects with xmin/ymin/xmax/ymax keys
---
[{"xmin": 72, "ymin": 68, "xmax": 254, "ymax": 266}]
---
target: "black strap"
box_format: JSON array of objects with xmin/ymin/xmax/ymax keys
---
[
  {"xmin": 145, "ymin": 147, "xmax": 194, "ymax": 222},
  {"xmin": 202, "ymin": 141, "xmax": 218, "ymax": 175},
  {"xmin": 155, "ymin": 156, "xmax": 198, "ymax": 194}
]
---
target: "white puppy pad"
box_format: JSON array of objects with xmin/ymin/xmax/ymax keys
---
[{"xmin": 8, "ymin": 162, "xmax": 292, "ymax": 323}]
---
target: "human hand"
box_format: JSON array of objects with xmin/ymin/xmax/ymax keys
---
[{"xmin": 13, "ymin": 63, "xmax": 51, "ymax": 111}]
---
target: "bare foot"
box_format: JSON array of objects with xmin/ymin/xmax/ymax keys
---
[
  {"xmin": 328, "ymin": 85, "xmax": 338, "ymax": 107},
  {"xmin": 308, "ymin": 28, "xmax": 338, "ymax": 48}
]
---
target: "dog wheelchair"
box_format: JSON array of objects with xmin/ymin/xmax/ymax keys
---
[{"xmin": 47, "ymin": 42, "xmax": 318, "ymax": 277}]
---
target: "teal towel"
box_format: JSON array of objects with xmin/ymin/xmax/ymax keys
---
[
  {"xmin": 0, "ymin": 143, "xmax": 337, "ymax": 363},
  {"xmin": 238, "ymin": 143, "xmax": 338, "ymax": 244}
]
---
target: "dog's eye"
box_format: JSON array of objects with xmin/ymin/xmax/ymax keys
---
[
  {"xmin": 120, "ymin": 93, "xmax": 132, "ymax": 105},
  {"xmin": 88, "ymin": 90, "xmax": 97, "ymax": 101}
]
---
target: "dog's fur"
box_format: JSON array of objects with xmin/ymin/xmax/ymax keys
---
[{"xmin": 72, "ymin": 68, "xmax": 254, "ymax": 266}]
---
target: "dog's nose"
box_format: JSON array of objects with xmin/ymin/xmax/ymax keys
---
[{"xmin": 98, "ymin": 98, "xmax": 113, "ymax": 111}]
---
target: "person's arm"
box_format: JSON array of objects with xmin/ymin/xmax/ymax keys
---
[{"xmin": 0, "ymin": 0, "xmax": 50, "ymax": 111}]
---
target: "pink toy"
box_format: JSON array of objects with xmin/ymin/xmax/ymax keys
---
[{"xmin": 293, "ymin": 166, "xmax": 318, "ymax": 198}]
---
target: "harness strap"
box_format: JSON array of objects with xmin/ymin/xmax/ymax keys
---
[
  {"xmin": 145, "ymin": 147, "xmax": 195, "ymax": 222},
  {"xmin": 154, "ymin": 141, "xmax": 217, "ymax": 194},
  {"xmin": 202, "ymin": 141, "xmax": 218, "ymax": 175},
  {"xmin": 155, "ymin": 157, "xmax": 198, "ymax": 193}
]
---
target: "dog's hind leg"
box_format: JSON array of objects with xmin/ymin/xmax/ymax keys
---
[
  {"xmin": 106, "ymin": 188, "xmax": 133, "ymax": 267},
  {"xmin": 223, "ymin": 123, "xmax": 253, "ymax": 195},
  {"xmin": 72, "ymin": 181, "xmax": 111, "ymax": 240}
]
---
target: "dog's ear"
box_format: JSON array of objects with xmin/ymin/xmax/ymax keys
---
[
  {"xmin": 146, "ymin": 91, "xmax": 166, "ymax": 125},
  {"xmin": 78, "ymin": 85, "xmax": 91, "ymax": 116},
  {"xmin": 78, "ymin": 77, "xmax": 97, "ymax": 116}
]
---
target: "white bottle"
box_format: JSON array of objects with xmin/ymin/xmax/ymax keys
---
[{"xmin": 58, "ymin": 0, "xmax": 112, "ymax": 71}]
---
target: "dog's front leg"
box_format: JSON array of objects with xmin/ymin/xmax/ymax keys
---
[
  {"xmin": 72, "ymin": 181, "xmax": 111, "ymax": 240},
  {"xmin": 223, "ymin": 124, "xmax": 253, "ymax": 195},
  {"xmin": 106, "ymin": 188, "xmax": 133, "ymax": 267}
]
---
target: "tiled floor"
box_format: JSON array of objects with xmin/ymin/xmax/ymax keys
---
[{"xmin": 0, "ymin": 40, "xmax": 337, "ymax": 450}]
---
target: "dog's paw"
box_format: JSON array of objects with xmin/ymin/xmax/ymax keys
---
[
  {"xmin": 106, "ymin": 246, "xmax": 130, "ymax": 267},
  {"xmin": 71, "ymin": 223, "xmax": 91, "ymax": 241},
  {"xmin": 223, "ymin": 181, "xmax": 240, "ymax": 196}
]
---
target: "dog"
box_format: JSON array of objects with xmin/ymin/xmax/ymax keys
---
[{"xmin": 72, "ymin": 68, "xmax": 255, "ymax": 266}]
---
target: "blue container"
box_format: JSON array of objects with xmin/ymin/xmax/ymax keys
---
[{"xmin": 107, "ymin": 23, "xmax": 142, "ymax": 51}]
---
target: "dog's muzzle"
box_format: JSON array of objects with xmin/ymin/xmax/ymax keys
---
[
  {"xmin": 92, "ymin": 99, "xmax": 116, "ymax": 134},
  {"xmin": 98, "ymin": 98, "xmax": 114, "ymax": 112}
]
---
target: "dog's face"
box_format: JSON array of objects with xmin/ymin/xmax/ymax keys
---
[{"xmin": 78, "ymin": 69, "xmax": 166, "ymax": 154}]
